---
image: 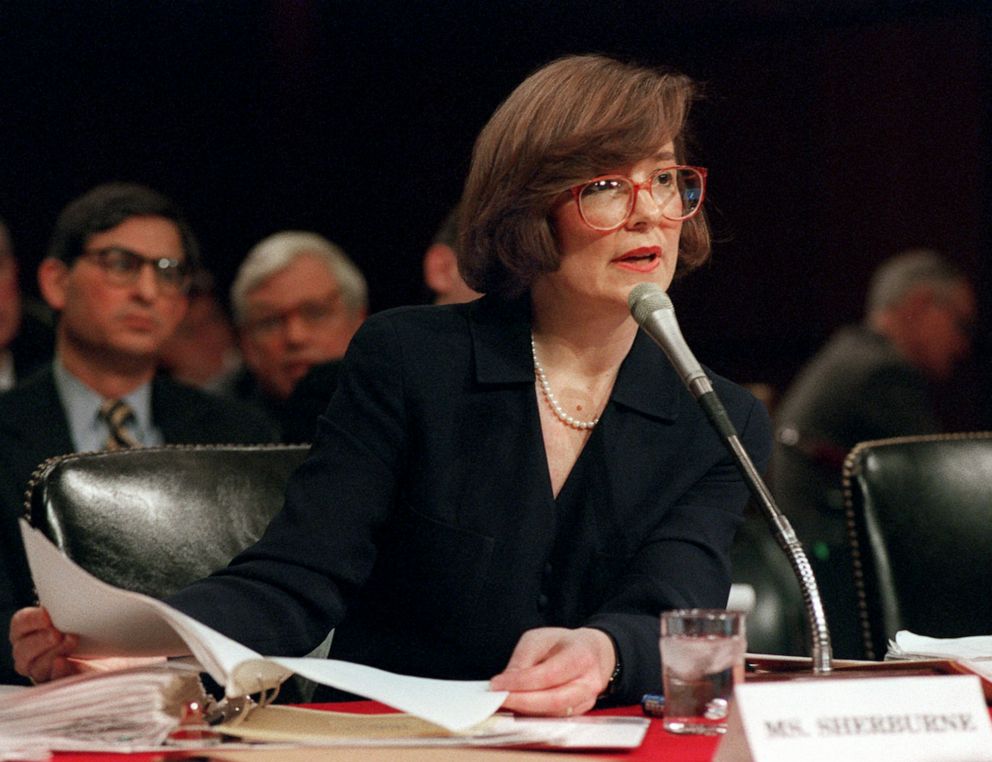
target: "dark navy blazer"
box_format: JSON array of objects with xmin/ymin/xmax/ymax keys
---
[{"xmin": 169, "ymin": 294, "xmax": 772, "ymax": 703}]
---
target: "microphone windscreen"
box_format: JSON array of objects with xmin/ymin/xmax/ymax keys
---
[{"xmin": 627, "ymin": 282, "xmax": 672, "ymax": 325}]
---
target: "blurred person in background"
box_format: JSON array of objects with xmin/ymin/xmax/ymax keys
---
[
  {"xmin": 159, "ymin": 271, "xmax": 242, "ymax": 393},
  {"xmin": 227, "ymin": 231, "xmax": 367, "ymax": 434},
  {"xmin": 773, "ymin": 248, "xmax": 976, "ymax": 658},
  {"xmin": 422, "ymin": 204, "xmax": 481, "ymax": 306},
  {"xmin": 0, "ymin": 216, "xmax": 54, "ymax": 391}
]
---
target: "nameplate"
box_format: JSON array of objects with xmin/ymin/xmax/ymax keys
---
[{"xmin": 713, "ymin": 675, "xmax": 992, "ymax": 762}]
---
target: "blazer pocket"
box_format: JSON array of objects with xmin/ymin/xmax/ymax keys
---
[{"xmin": 364, "ymin": 503, "xmax": 496, "ymax": 636}]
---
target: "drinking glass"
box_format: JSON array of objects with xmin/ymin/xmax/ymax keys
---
[{"xmin": 660, "ymin": 608, "xmax": 746, "ymax": 735}]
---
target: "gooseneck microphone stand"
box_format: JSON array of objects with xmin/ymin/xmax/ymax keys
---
[
  {"xmin": 629, "ymin": 283, "xmax": 833, "ymax": 674},
  {"xmin": 716, "ymin": 430, "xmax": 834, "ymax": 674}
]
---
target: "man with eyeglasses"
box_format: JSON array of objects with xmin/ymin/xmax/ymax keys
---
[
  {"xmin": 226, "ymin": 231, "xmax": 368, "ymax": 437},
  {"xmin": 772, "ymin": 248, "xmax": 976, "ymax": 659},
  {"xmin": 0, "ymin": 182, "xmax": 277, "ymax": 683}
]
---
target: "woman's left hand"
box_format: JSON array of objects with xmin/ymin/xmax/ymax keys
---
[{"xmin": 489, "ymin": 626, "xmax": 615, "ymax": 717}]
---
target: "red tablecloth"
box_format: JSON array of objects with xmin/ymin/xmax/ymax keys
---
[{"xmin": 47, "ymin": 701, "xmax": 721, "ymax": 761}]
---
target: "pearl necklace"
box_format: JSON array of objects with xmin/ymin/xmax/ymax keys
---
[{"xmin": 531, "ymin": 334, "xmax": 600, "ymax": 430}]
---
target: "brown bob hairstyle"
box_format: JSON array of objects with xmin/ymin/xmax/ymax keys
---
[{"xmin": 458, "ymin": 55, "xmax": 711, "ymax": 298}]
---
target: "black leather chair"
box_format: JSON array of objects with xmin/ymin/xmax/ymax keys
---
[
  {"xmin": 25, "ymin": 443, "xmax": 309, "ymax": 598},
  {"xmin": 24, "ymin": 443, "xmax": 326, "ymax": 701},
  {"xmin": 842, "ymin": 432, "xmax": 992, "ymax": 660}
]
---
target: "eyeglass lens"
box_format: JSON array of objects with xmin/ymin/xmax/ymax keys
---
[
  {"xmin": 247, "ymin": 296, "xmax": 342, "ymax": 337},
  {"xmin": 579, "ymin": 167, "xmax": 704, "ymax": 229},
  {"xmin": 86, "ymin": 247, "xmax": 189, "ymax": 291}
]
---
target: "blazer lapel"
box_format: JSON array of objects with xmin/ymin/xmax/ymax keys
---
[
  {"xmin": 612, "ymin": 330, "xmax": 682, "ymax": 422},
  {"xmin": 468, "ymin": 294, "xmax": 534, "ymax": 386}
]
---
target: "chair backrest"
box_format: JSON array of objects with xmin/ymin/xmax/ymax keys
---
[
  {"xmin": 842, "ymin": 432, "xmax": 992, "ymax": 660},
  {"xmin": 25, "ymin": 443, "xmax": 309, "ymax": 599}
]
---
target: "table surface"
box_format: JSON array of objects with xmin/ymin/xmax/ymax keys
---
[
  {"xmin": 47, "ymin": 701, "xmax": 722, "ymax": 762},
  {"xmin": 40, "ymin": 681, "xmax": 992, "ymax": 761},
  {"xmin": 38, "ymin": 658, "xmax": 992, "ymax": 761}
]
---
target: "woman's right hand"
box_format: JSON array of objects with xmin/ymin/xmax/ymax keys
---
[{"xmin": 10, "ymin": 606, "xmax": 80, "ymax": 683}]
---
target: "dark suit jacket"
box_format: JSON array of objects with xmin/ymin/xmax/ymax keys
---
[
  {"xmin": 227, "ymin": 360, "xmax": 345, "ymax": 444},
  {"xmin": 0, "ymin": 367, "xmax": 278, "ymax": 681},
  {"xmin": 280, "ymin": 360, "xmax": 342, "ymax": 443},
  {"xmin": 8, "ymin": 304, "xmax": 54, "ymax": 384},
  {"xmin": 170, "ymin": 294, "xmax": 771, "ymax": 704}
]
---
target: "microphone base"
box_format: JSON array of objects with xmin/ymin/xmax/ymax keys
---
[{"xmin": 745, "ymin": 655, "xmax": 992, "ymax": 703}]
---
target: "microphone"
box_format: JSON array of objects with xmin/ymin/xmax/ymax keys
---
[
  {"xmin": 628, "ymin": 285, "xmax": 711, "ymax": 398},
  {"xmin": 628, "ymin": 285, "xmax": 732, "ymax": 440},
  {"xmin": 628, "ymin": 282, "xmax": 833, "ymax": 675}
]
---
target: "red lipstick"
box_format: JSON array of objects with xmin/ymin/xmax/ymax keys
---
[{"xmin": 612, "ymin": 246, "xmax": 662, "ymax": 273}]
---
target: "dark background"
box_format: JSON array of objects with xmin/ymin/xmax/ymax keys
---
[{"xmin": 1, "ymin": 1, "xmax": 989, "ymax": 424}]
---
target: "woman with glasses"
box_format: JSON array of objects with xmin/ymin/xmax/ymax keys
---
[{"xmin": 12, "ymin": 55, "xmax": 771, "ymax": 717}]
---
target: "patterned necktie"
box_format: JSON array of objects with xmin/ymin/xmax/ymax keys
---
[{"xmin": 99, "ymin": 399, "xmax": 142, "ymax": 450}]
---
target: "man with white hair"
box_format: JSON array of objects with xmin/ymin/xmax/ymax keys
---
[
  {"xmin": 228, "ymin": 231, "xmax": 367, "ymax": 432},
  {"xmin": 772, "ymin": 247, "xmax": 976, "ymax": 658},
  {"xmin": 279, "ymin": 210, "xmax": 480, "ymax": 442}
]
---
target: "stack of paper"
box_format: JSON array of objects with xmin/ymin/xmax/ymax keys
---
[
  {"xmin": 0, "ymin": 663, "xmax": 204, "ymax": 753},
  {"xmin": 887, "ymin": 631, "xmax": 992, "ymax": 661},
  {"xmin": 886, "ymin": 630, "xmax": 992, "ymax": 690}
]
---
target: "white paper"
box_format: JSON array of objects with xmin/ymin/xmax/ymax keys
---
[
  {"xmin": 890, "ymin": 631, "xmax": 992, "ymax": 660},
  {"xmin": 714, "ymin": 674, "xmax": 992, "ymax": 762},
  {"xmin": 23, "ymin": 520, "xmax": 189, "ymax": 657},
  {"xmin": 19, "ymin": 520, "xmax": 507, "ymax": 732},
  {"xmin": 497, "ymin": 715, "xmax": 650, "ymax": 748},
  {"xmin": 265, "ymin": 658, "xmax": 498, "ymax": 733}
]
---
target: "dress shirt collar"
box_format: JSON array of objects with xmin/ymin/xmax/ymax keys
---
[
  {"xmin": 468, "ymin": 293, "xmax": 681, "ymax": 422},
  {"xmin": 52, "ymin": 356, "xmax": 160, "ymax": 451}
]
